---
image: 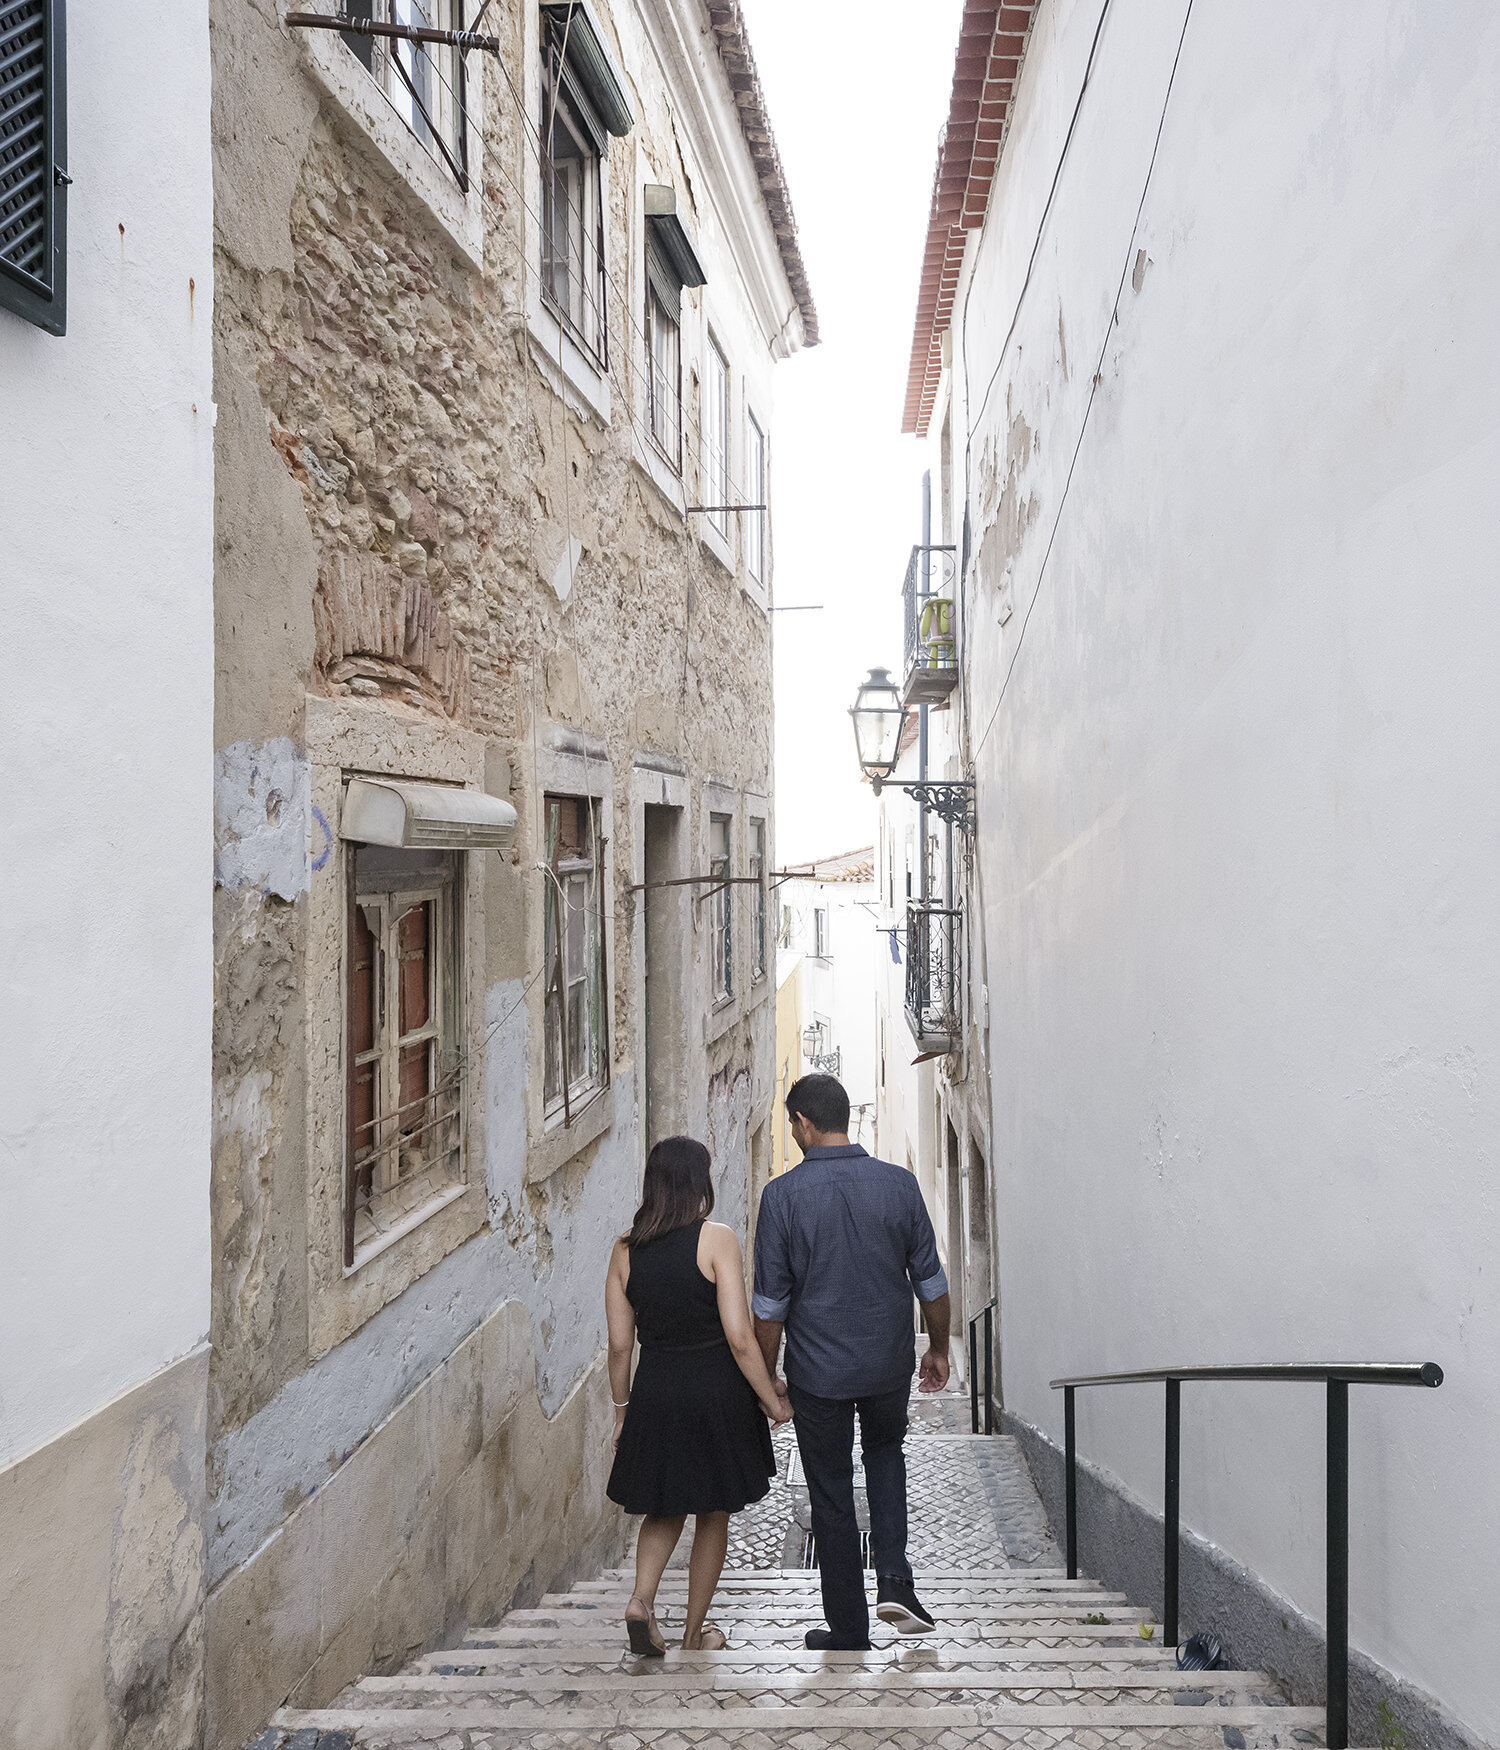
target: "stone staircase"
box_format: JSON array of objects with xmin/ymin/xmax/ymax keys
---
[{"xmin": 263, "ymin": 1409, "xmax": 1322, "ymax": 1749}]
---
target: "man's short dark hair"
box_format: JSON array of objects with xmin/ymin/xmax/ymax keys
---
[{"xmin": 785, "ymin": 1073, "xmax": 851, "ymax": 1135}]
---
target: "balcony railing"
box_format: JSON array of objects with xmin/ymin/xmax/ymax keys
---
[
  {"xmin": 902, "ymin": 544, "xmax": 959, "ymax": 707},
  {"xmin": 904, "ymin": 900, "xmax": 962, "ymax": 1052}
]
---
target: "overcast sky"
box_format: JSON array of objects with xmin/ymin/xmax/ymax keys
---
[{"xmin": 739, "ymin": 0, "xmax": 965, "ymax": 868}]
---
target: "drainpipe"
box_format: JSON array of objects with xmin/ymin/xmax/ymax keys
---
[{"xmin": 919, "ymin": 472, "xmax": 930, "ymax": 907}]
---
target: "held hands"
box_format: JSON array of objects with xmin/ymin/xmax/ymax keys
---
[
  {"xmin": 918, "ymin": 1345, "xmax": 951, "ymax": 1394},
  {"xmin": 761, "ymin": 1377, "xmax": 794, "ymax": 1426}
]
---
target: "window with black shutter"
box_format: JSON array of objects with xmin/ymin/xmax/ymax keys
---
[{"xmin": 0, "ymin": 0, "xmax": 66, "ymax": 336}]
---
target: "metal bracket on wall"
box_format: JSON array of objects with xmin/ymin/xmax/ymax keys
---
[{"xmin": 876, "ymin": 779, "xmax": 975, "ymax": 833}]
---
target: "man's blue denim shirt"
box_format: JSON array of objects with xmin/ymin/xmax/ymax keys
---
[{"xmin": 752, "ymin": 1144, "xmax": 949, "ymax": 1400}]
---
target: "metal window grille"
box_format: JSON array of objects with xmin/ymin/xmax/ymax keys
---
[{"xmin": 0, "ymin": 0, "xmax": 66, "ymax": 335}]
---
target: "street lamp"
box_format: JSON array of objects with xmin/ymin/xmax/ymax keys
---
[
  {"xmin": 849, "ymin": 667, "xmax": 908, "ymax": 793},
  {"xmin": 848, "ymin": 665, "xmax": 976, "ymax": 832}
]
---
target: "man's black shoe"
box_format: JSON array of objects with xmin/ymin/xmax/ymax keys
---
[
  {"xmin": 875, "ymin": 1577, "xmax": 936, "ymax": 1634},
  {"xmin": 804, "ymin": 1628, "xmax": 872, "ymax": 1651}
]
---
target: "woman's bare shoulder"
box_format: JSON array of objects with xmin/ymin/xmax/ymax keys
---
[
  {"xmin": 608, "ymin": 1235, "xmax": 631, "ymax": 1273},
  {"xmin": 701, "ymin": 1221, "xmax": 743, "ymax": 1253}
]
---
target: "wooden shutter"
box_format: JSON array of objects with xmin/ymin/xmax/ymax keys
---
[{"xmin": 0, "ymin": 0, "xmax": 66, "ymax": 335}]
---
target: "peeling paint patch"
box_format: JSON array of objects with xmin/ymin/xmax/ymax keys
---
[{"xmin": 214, "ymin": 737, "xmax": 311, "ymax": 900}]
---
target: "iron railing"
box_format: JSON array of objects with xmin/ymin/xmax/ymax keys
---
[
  {"xmin": 968, "ymin": 1299, "xmax": 997, "ymax": 1434},
  {"xmin": 904, "ymin": 900, "xmax": 962, "ymax": 1049},
  {"xmin": 902, "ymin": 543, "xmax": 959, "ymax": 705},
  {"xmin": 1050, "ymin": 1360, "xmax": 1443, "ymax": 1749}
]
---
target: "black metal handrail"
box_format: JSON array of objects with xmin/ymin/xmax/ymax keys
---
[
  {"xmin": 1049, "ymin": 1360, "xmax": 1443, "ymax": 1749},
  {"xmin": 967, "ymin": 1299, "xmax": 997, "ymax": 1434}
]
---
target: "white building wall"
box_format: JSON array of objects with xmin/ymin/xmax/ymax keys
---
[
  {"xmin": 780, "ymin": 870, "xmax": 879, "ymax": 1143},
  {"xmin": 0, "ymin": 0, "xmax": 214, "ymax": 1471},
  {"xmin": 956, "ymin": 0, "xmax": 1500, "ymax": 1737}
]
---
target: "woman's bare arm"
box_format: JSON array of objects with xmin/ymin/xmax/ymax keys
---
[
  {"xmin": 702, "ymin": 1223, "xmax": 792, "ymax": 1423},
  {"xmin": 605, "ymin": 1239, "xmax": 635, "ymax": 1447}
]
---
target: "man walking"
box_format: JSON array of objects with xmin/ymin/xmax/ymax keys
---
[{"xmin": 753, "ymin": 1073, "xmax": 952, "ymax": 1649}]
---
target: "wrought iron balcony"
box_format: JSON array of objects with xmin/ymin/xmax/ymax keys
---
[
  {"xmin": 902, "ymin": 544, "xmax": 959, "ymax": 708},
  {"xmin": 904, "ymin": 900, "xmax": 962, "ymax": 1054}
]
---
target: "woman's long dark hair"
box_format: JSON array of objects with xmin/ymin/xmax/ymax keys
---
[{"xmin": 627, "ymin": 1136, "xmax": 714, "ymax": 1247}]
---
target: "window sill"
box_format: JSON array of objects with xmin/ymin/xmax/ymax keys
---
[
  {"xmin": 632, "ymin": 432, "xmax": 686, "ymax": 518},
  {"xmin": 527, "ymin": 292, "xmax": 612, "ymax": 426},
  {"xmin": 700, "ymin": 519, "xmax": 735, "ymax": 577},
  {"xmin": 345, "ymin": 1178, "xmax": 469, "ymax": 1277},
  {"xmin": 704, "ymin": 994, "xmax": 741, "ymax": 1047},
  {"xmin": 295, "ymin": 17, "xmax": 485, "ymax": 273},
  {"xmin": 528, "ymin": 1082, "xmax": 614, "ymax": 1183}
]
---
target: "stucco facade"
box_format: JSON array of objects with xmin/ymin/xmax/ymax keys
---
[
  {"xmin": 204, "ymin": 0, "xmax": 810, "ymax": 1743},
  {"xmin": 903, "ymin": 2, "xmax": 1500, "ymax": 1747}
]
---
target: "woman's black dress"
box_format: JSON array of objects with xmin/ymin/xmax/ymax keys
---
[{"xmin": 607, "ymin": 1220, "xmax": 776, "ymax": 1517}]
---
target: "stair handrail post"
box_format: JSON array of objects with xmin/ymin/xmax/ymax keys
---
[
  {"xmin": 1064, "ymin": 1383, "xmax": 1078, "ymax": 1579},
  {"xmin": 1164, "ymin": 1377, "xmax": 1180, "ymax": 1647},
  {"xmin": 983, "ymin": 1304, "xmax": 995, "ymax": 1434},
  {"xmin": 1327, "ymin": 1378, "xmax": 1350, "ymax": 1750},
  {"xmin": 969, "ymin": 1320, "xmax": 980, "ymax": 1434}
]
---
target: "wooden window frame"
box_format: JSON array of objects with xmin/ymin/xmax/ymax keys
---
[
  {"xmin": 540, "ymin": 35, "xmax": 608, "ymax": 368},
  {"xmin": 646, "ymin": 278, "xmax": 682, "ymax": 473},
  {"xmin": 543, "ymin": 793, "xmax": 609, "ymax": 1124},
  {"xmin": 710, "ymin": 812, "xmax": 733, "ymax": 1005},
  {"xmin": 749, "ymin": 817, "xmax": 767, "ymax": 981}
]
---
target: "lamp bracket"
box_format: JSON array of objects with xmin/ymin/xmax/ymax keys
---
[{"xmin": 876, "ymin": 779, "xmax": 975, "ymax": 832}]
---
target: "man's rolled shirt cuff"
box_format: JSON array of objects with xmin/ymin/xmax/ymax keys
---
[
  {"xmin": 915, "ymin": 1268, "xmax": 949, "ymax": 1302},
  {"xmin": 752, "ymin": 1292, "xmax": 791, "ymax": 1321}
]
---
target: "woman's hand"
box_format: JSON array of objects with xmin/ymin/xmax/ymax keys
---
[{"xmin": 613, "ymin": 1405, "xmax": 627, "ymax": 1453}]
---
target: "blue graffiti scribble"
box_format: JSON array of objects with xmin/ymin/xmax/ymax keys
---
[{"xmin": 311, "ymin": 806, "xmax": 332, "ymax": 872}]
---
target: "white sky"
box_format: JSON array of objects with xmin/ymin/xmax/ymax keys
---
[{"xmin": 739, "ymin": 0, "xmax": 966, "ymax": 868}]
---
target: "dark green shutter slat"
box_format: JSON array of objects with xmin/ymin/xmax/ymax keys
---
[
  {"xmin": 541, "ymin": 1, "xmax": 632, "ymax": 137},
  {"xmin": 0, "ymin": 0, "xmax": 65, "ymax": 334}
]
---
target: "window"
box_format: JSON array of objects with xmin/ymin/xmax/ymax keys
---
[
  {"xmin": 543, "ymin": 794, "xmax": 608, "ymax": 1119},
  {"xmin": 540, "ymin": 26, "xmax": 607, "ymax": 365},
  {"xmin": 342, "ymin": 0, "xmax": 467, "ymax": 187},
  {"xmin": 646, "ymin": 274, "xmax": 681, "ymax": 469},
  {"xmin": 346, "ymin": 845, "xmax": 464, "ymax": 1265},
  {"xmin": 745, "ymin": 411, "xmax": 766, "ymax": 583},
  {"xmin": 710, "ymin": 813, "xmax": 732, "ymax": 1003},
  {"xmin": 814, "ymin": 905, "xmax": 829, "ymax": 960},
  {"xmin": 704, "ymin": 336, "xmax": 730, "ymax": 539},
  {"xmin": 0, "ymin": 0, "xmax": 66, "ymax": 336},
  {"xmin": 750, "ymin": 818, "xmax": 767, "ymax": 980}
]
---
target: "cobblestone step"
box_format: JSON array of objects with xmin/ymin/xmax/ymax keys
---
[{"xmin": 265, "ymin": 1401, "xmax": 1317, "ymax": 1750}]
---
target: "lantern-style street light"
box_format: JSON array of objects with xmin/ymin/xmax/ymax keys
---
[
  {"xmin": 849, "ymin": 665, "xmax": 976, "ymax": 832},
  {"xmin": 849, "ymin": 668, "xmax": 907, "ymax": 791}
]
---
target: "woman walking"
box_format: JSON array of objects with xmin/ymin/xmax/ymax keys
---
[{"xmin": 606, "ymin": 1136, "xmax": 790, "ymax": 1654}]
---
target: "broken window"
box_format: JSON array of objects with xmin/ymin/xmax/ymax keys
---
[
  {"xmin": 540, "ymin": 24, "xmax": 607, "ymax": 365},
  {"xmin": 543, "ymin": 794, "xmax": 608, "ymax": 1120},
  {"xmin": 710, "ymin": 813, "xmax": 733, "ymax": 1004},
  {"xmin": 346, "ymin": 844, "xmax": 464, "ymax": 1264}
]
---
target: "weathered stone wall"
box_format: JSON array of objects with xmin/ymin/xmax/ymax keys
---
[{"xmin": 208, "ymin": 0, "xmax": 782, "ymax": 1740}]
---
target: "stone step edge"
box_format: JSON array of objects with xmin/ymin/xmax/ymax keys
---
[
  {"xmin": 278, "ymin": 1703, "xmax": 1326, "ymax": 1732},
  {"xmin": 415, "ymin": 1645, "xmax": 1187, "ymax": 1668},
  {"xmin": 368, "ymin": 1668, "xmax": 1276, "ymax": 1693},
  {"xmin": 526, "ymin": 1604, "xmax": 1145, "ymax": 1620},
  {"xmin": 600, "ymin": 1568, "xmax": 1072, "ymax": 1580}
]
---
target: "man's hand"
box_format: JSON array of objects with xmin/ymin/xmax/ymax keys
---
[{"xmin": 918, "ymin": 1344, "xmax": 950, "ymax": 1393}]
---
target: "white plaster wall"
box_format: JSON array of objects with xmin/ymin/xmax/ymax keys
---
[
  {"xmin": 958, "ymin": 0, "xmax": 1500, "ymax": 1735},
  {"xmin": 0, "ymin": 2, "xmax": 213, "ymax": 1468},
  {"xmin": 781, "ymin": 876, "xmax": 880, "ymax": 1135}
]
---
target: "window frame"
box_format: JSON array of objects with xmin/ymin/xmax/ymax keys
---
[
  {"xmin": 0, "ymin": 0, "xmax": 66, "ymax": 336},
  {"xmin": 646, "ymin": 274, "xmax": 683, "ymax": 474},
  {"xmin": 703, "ymin": 332, "xmax": 731, "ymax": 541},
  {"xmin": 745, "ymin": 407, "xmax": 768, "ymax": 587},
  {"xmin": 542, "ymin": 792, "xmax": 610, "ymax": 1124},
  {"xmin": 341, "ymin": 0, "xmax": 469, "ymax": 190},
  {"xmin": 814, "ymin": 904, "xmax": 830, "ymax": 961},
  {"xmin": 709, "ymin": 811, "xmax": 733, "ymax": 1006},
  {"xmin": 539, "ymin": 32, "xmax": 608, "ymax": 369},
  {"xmin": 749, "ymin": 817, "xmax": 767, "ymax": 982},
  {"xmin": 344, "ymin": 844, "xmax": 466, "ymax": 1270}
]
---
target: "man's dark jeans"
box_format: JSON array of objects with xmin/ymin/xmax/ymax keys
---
[{"xmin": 788, "ymin": 1381, "xmax": 913, "ymax": 1645}]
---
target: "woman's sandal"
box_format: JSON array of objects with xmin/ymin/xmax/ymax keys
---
[
  {"xmin": 625, "ymin": 1596, "xmax": 667, "ymax": 1658},
  {"xmin": 687, "ymin": 1623, "xmax": 728, "ymax": 1651}
]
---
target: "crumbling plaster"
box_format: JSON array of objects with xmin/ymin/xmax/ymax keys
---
[{"xmin": 208, "ymin": 0, "xmax": 777, "ymax": 1675}]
